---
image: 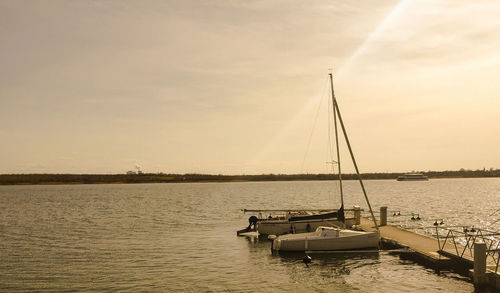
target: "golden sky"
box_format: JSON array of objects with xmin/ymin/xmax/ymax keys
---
[{"xmin": 1, "ymin": 0, "xmax": 499, "ymax": 174}]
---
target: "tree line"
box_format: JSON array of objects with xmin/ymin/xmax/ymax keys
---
[{"xmin": 0, "ymin": 169, "xmax": 499, "ymax": 185}]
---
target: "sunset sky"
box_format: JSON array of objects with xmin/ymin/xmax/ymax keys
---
[{"xmin": 1, "ymin": 0, "xmax": 499, "ymax": 174}]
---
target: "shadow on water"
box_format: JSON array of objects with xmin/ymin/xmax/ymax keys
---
[
  {"xmin": 274, "ymin": 250, "xmax": 380, "ymax": 268},
  {"xmin": 269, "ymin": 250, "xmax": 383, "ymax": 291},
  {"xmin": 238, "ymin": 234, "xmax": 483, "ymax": 292}
]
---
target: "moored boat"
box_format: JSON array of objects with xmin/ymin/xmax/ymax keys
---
[
  {"xmin": 255, "ymin": 210, "xmax": 356, "ymax": 235},
  {"xmin": 271, "ymin": 226, "xmax": 379, "ymax": 252},
  {"xmin": 237, "ymin": 208, "xmax": 355, "ymax": 236},
  {"xmin": 270, "ymin": 73, "xmax": 380, "ymax": 251}
]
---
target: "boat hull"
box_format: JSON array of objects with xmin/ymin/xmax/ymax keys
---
[
  {"xmin": 258, "ymin": 218, "xmax": 355, "ymax": 235},
  {"xmin": 272, "ymin": 228, "xmax": 379, "ymax": 252}
]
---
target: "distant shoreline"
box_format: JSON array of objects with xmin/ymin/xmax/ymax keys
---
[{"xmin": 0, "ymin": 170, "xmax": 499, "ymax": 185}]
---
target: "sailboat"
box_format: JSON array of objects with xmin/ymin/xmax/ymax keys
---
[
  {"xmin": 270, "ymin": 73, "xmax": 380, "ymax": 252},
  {"xmin": 239, "ymin": 206, "xmax": 354, "ymax": 236}
]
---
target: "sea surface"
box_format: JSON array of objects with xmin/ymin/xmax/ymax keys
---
[{"xmin": 1, "ymin": 178, "xmax": 499, "ymax": 292}]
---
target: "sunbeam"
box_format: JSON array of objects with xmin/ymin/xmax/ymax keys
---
[
  {"xmin": 336, "ymin": 0, "xmax": 409, "ymax": 79},
  {"xmin": 244, "ymin": 0, "xmax": 410, "ymax": 174}
]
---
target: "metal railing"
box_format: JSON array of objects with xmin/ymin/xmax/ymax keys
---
[
  {"xmin": 359, "ymin": 207, "xmax": 500, "ymax": 275},
  {"xmin": 435, "ymin": 226, "xmax": 500, "ymax": 273}
]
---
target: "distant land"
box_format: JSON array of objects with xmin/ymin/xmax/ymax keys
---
[{"xmin": 0, "ymin": 169, "xmax": 499, "ymax": 185}]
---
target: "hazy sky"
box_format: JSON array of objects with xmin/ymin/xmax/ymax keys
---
[{"xmin": 1, "ymin": 0, "xmax": 499, "ymax": 174}]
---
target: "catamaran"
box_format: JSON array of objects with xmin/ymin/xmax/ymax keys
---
[{"xmin": 270, "ymin": 73, "xmax": 380, "ymax": 252}]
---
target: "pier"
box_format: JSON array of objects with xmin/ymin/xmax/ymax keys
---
[{"xmin": 358, "ymin": 207, "xmax": 500, "ymax": 290}]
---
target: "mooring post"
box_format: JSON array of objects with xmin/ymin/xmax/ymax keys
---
[
  {"xmin": 353, "ymin": 205, "xmax": 361, "ymax": 225},
  {"xmin": 380, "ymin": 206, "xmax": 387, "ymax": 226},
  {"xmin": 473, "ymin": 242, "xmax": 488, "ymax": 287}
]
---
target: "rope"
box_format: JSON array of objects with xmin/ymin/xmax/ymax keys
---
[{"xmin": 300, "ymin": 76, "xmax": 329, "ymax": 172}]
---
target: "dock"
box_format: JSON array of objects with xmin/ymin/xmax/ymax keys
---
[
  {"xmin": 237, "ymin": 206, "xmax": 499, "ymax": 289},
  {"xmin": 357, "ymin": 210, "xmax": 500, "ymax": 290},
  {"xmin": 359, "ymin": 217, "xmax": 454, "ymax": 267}
]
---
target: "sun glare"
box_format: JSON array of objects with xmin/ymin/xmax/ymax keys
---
[
  {"xmin": 337, "ymin": 0, "xmax": 409, "ymax": 78},
  {"xmin": 244, "ymin": 0, "xmax": 410, "ymax": 174}
]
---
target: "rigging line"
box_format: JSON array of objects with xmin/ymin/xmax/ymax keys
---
[
  {"xmin": 327, "ymin": 77, "xmax": 340, "ymax": 208},
  {"xmin": 334, "ymin": 99, "xmax": 379, "ymax": 231},
  {"xmin": 327, "ymin": 88, "xmax": 339, "ymax": 208},
  {"xmin": 300, "ymin": 76, "xmax": 329, "ymax": 173},
  {"xmin": 327, "ymin": 88, "xmax": 333, "ymax": 164},
  {"xmin": 330, "ymin": 73, "xmax": 344, "ymax": 209},
  {"xmin": 327, "ymin": 84, "xmax": 336, "ymax": 172},
  {"xmin": 330, "ymin": 73, "xmax": 378, "ymax": 231}
]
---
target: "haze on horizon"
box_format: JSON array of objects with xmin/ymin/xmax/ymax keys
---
[{"xmin": 1, "ymin": 0, "xmax": 499, "ymax": 175}]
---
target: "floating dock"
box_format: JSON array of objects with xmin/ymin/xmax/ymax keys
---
[
  {"xmin": 357, "ymin": 210, "xmax": 500, "ymax": 290},
  {"xmin": 359, "ymin": 217, "xmax": 457, "ymax": 268}
]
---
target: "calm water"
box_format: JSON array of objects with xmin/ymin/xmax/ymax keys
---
[{"xmin": 1, "ymin": 178, "xmax": 499, "ymax": 292}]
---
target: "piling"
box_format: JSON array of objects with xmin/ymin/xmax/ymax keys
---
[
  {"xmin": 472, "ymin": 242, "xmax": 488, "ymax": 287},
  {"xmin": 353, "ymin": 205, "xmax": 361, "ymax": 225},
  {"xmin": 380, "ymin": 206, "xmax": 387, "ymax": 226}
]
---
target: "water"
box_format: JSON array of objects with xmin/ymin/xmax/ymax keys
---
[{"xmin": 1, "ymin": 178, "xmax": 499, "ymax": 292}]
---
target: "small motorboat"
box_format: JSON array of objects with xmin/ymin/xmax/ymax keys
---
[{"xmin": 271, "ymin": 226, "xmax": 379, "ymax": 252}]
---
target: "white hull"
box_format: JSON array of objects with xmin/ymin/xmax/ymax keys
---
[
  {"xmin": 258, "ymin": 218, "xmax": 355, "ymax": 235},
  {"xmin": 272, "ymin": 226, "xmax": 379, "ymax": 252}
]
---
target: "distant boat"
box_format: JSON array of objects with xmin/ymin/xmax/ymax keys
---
[
  {"xmin": 270, "ymin": 73, "xmax": 379, "ymax": 252},
  {"xmin": 397, "ymin": 173, "xmax": 429, "ymax": 181}
]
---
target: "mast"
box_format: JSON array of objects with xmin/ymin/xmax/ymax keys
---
[
  {"xmin": 329, "ymin": 73, "xmax": 344, "ymax": 210},
  {"xmin": 329, "ymin": 73, "xmax": 379, "ymax": 232}
]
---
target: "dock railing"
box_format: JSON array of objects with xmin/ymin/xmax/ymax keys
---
[{"xmin": 434, "ymin": 226, "xmax": 500, "ymax": 273}]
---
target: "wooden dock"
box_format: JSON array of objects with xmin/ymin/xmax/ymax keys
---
[
  {"xmin": 358, "ymin": 217, "xmax": 500, "ymax": 289},
  {"xmin": 359, "ymin": 217, "xmax": 454, "ymax": 268}
]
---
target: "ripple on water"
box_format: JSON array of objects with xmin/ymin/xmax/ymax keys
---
[{"xmin": 2, "ymin": 179, "xmax": 497, "ymax": 291}]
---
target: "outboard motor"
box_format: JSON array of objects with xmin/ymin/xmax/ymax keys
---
[
  {"xmin": 247, "ymin": 215, "xmax": 258, "ymax": 230},
  {"xmin": 303, "ymin": 255, "xmax": 312, "ymax": 267}
]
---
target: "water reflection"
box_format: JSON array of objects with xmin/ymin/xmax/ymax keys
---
[
  {"xmin": 241, "ymin": 233, "xmax": 271, "ymax": 248},
  {"xmin": 275, "ymin": 251, "xmax": 380, "ymax": 267}
]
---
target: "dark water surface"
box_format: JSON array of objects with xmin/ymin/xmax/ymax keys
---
[{"xmin": 1, "ymin": 178, "xmax": 499, "ymax": 292}]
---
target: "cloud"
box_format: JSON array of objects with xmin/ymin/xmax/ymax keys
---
[{"xmin": 0, "ymin": 0, "xmax": 499, "ymax": 173}]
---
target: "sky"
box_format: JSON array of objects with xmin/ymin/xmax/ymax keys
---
[{"xmin": 1, "ymin": 0, "xmax": 499, "ymax": 175}]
